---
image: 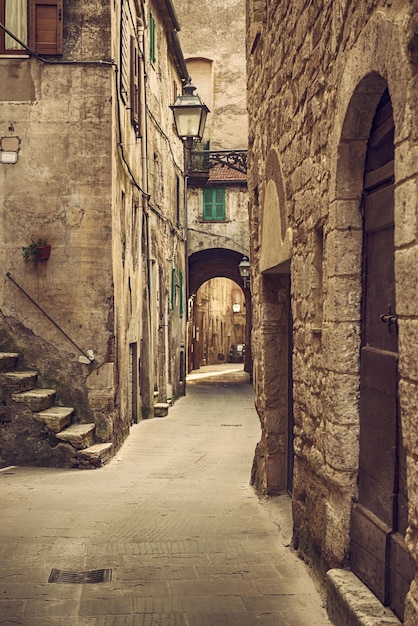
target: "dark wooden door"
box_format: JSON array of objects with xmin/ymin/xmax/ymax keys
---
[{"xmin": 350, "ymin": 90, "xmax": 414, "ymax": 620}]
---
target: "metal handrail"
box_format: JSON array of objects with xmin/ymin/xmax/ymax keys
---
[{"xmin": 6, "ymin": 272, "xmax": 93, "ymax": 362}]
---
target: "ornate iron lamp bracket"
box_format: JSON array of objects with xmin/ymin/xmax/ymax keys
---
[{"xmin": 190, "ymin": 149, "xmax": 247, "ymax": 175}]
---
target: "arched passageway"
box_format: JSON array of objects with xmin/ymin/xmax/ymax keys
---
[{"xmin": 188, "ymin": 248, "xmax": 252, "ymax": 376}]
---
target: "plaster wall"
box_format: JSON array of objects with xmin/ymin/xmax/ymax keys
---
[
  {"xmin": 187, "ymin": 185, "xmax": 249, "ymax": 258},
  {"xmin": 174, "ymin": 0, "xmax": 247, "ymax": 150}
]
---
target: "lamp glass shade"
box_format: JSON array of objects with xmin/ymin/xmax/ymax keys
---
[
  {"xmin": 170, "ymin": 87, "xmax": 209, "ymax": 141},
  {"xmin": 239, "ymin": 257, "xmax": 250, "ymax": 278}
]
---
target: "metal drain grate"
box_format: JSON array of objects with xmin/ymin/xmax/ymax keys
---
[{"xmin": 48, "ymin": 568, "xmax": 112, "ymax": 584}]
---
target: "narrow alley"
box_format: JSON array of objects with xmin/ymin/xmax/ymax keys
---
[{"xmin": 0, "ymin": 365, "xmax": 330, "ymax": 626}]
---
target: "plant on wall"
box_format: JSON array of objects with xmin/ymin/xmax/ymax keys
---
[{"xmin": 22, "ymin": 239, "xmax": 51, "ymax": 261}]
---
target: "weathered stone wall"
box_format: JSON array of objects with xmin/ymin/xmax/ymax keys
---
[
  {"xmin": 0, "ymin": 0, "xmax": 188, "ymax": 464},
  {"xmin": 175, "ymin": 0, "xmax": 247, "ymax": 149},
  {"xmin": 247, "ymin": 0, "xmax": 418, "ymax": 620},
  {"xmin": 187, "ymin": 184, "xmax": 249, "ymax": 257}
]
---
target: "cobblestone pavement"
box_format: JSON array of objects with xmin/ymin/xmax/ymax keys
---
[{"xmin": 0, "ymin": 365, "xmax": 332, "ymax": 625}]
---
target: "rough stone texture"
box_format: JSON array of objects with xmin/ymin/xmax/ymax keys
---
[
  {"xmin": 246, "ymin": 0, "xmax": 418, "ymax": 623},
  {"xmin": 0, "ymin": 0, "xmax": 188, "ymax": 463},
  {"xmin": 327, "ymin": 569, "xmax": 401, "ymax": 626},
  {"xmin": 55, "ymin": 423, "xmax": 96, "ymax": 449},
  {"xmin": 175, "ymin": 0, "xmax": 250, "ymax": 375},
  {"xmin": 75, "ymin": 442, "xmax": 113, "ymax": 468}
]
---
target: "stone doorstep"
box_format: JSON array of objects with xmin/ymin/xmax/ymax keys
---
[
  {"xmin": 33, "ymin": 406, "xmax": 74, "ymax": 434},
  {"xmin": 0, "ymin": 352, "xmax": 19, "ymax": 372},
  {"xmin": 1, "ymin": 370, "xmax": 38, "ymax": 392},
  {"xmin": 76, "ymin": 443, "xmax": 113, "ymax": 468},
  {"xmin": 327, "ymin": 569, "xmax": 402, "ymax": 626},
  {"xmin": 154, "ymin": 402, "xmax": 170, "ymax": 417},
  {"xmin": 55, "ymin": 423, "xmax": 96, "ymax": 449},
  {"xmin": 11, "ymin": 388, "xmax": 56, "ymax": 412}
]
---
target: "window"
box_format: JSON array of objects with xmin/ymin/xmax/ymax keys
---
[
  {"xmin": 130, "ymin": 35, "xmax": 141, "ymax": 134},
  {"xmin": 120, "ymin": 5, "xmax": 141, "ymax": 135},
  {"xmin": 0, "ymin": 0, "xmax": 63, "ymax": 56},
  {"xmin": 149, "ymin": 11, "xmax": 155, "ymax": 64},
  {"xmin": 202, "ymin": 188, "xmax": 226, "ymax": 221},
  {"xmin": 175, "ymin": 175, "xmax": 181, "ymax": 226}
]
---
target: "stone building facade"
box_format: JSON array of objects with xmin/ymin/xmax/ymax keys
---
[
  {"xmin": 0, "ymin": 0, "xmax": 188, "ymax": 467},
  {"xmin": 174, "ymin": 0, "xmax": 250, "ymax": 374},
  {"xmin": 246, "ymin": 0, "xmax": 418, "ymax": 623}
]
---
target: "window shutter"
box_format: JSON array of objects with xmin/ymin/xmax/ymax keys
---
[
  {"xmin": 30, "ymin": 0, "xmax": 63, "ymax": 55},
  {"xmin": 149, "ymin": 12, "xmax": 156, "ymax": 64},
  {"xmin": 203, "ymin": 189, "xmax": 213, "ymax": 220},
  {"xmin": 179, "ymin": 271, "xmax": 183, "ymax": 318},
  {"xmin": 120, "ymin": 7, "xmax": 129, "ymax": 103},
  {"xmin": 202, "ymin": 188, "xmax": 225, "ymax": 221},
  {"xmin": 215, "ymin": 189, "xmax": 226, "ymax": 220},
  {"xmin": 130, "ymin": 36, "xmax": 141, "ymax": 133}
]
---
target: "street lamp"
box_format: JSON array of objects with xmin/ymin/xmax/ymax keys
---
[
  {"xmin": 239, "ymin": 256, "xmax": 250, "ymax": 289},
  {"xmin": 170, "ymin": 83, "xmax": 209, "ymax": 158}
]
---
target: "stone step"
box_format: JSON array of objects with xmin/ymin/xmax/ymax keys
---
[
  {"xmin": 34, "ymin": 406, "xmax": 74, "ymax": 434},
  {"xmin": 154, "ymin": 402, "xmax": 169, "ymax": 417},
  {"xmin": 76, "ymin": 443, "xmax": 113, "ymax": 469},
  {"xmin": 327, "ymin": 569, "xmax": 401, "ymax": 626},
  {"xmin": 12, "ymin": 388, "xmax": 56, "ymax": 412},
  {"xmin": 0, "ymin": 352, "xmax": 19, "ymax": 372},
  {"xmin": 1, "ymin": 370, "xmax": 38, "ymax": 392},
  {"xmin": 55, "ymin": 423, "xmax": 95, "ymax": 449}
]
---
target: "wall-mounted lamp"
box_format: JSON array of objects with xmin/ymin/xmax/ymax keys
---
[
  {"xmin": 232, "ymin": 303, "xmax": 241, "ymax": 313},
  {"xmin": 239, "ymin": 256, "xmax": 250, "ymax": 289},
  {"xmin": 170, "ymin": 84, "xmax": 209, "ymax": 170}
]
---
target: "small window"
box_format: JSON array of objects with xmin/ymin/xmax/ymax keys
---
[
  {"xmin": 149, "ymin": 11, "xmax": 156, "ymax": 64},
  {"xmin": 130, "ymin": 35, "xmax": 141, "ymax": 134},
  {"xmin": 175, "ymin": 175, "xmax": 181, "ymax": 226},
  {"xmin": 119, "ymin": 5, "xmax": 129, "ymax": 102},
  {"xmin": 1, "ymin": 0, "xmax": 28, "ymax": 54},
  {"xmin": 0, "ymin": 0, "xmax": 63, "ymax": 56},
  {"xmin": 202, "ymin": 188, "xmax": 226, "ymax": 221}
]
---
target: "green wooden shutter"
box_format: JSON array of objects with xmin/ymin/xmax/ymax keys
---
[
  {"xmin": 179, "ymin": 270, "xmax": 183, "ymax": 318},
  {"xmin": 149, "ymin": 12, "xmax": 156, "ymax": 64},
  {"xmin": 202, "ymin": 188, "xmax": 225, "ymax": 221},
  {"xmin": 214, "ymin": 189, "xmax": 225, "ymax": 220},
  {"xmin": 171, "ymin": 267, "xmax": 175, "ymax": 312},
  {"xmin": 203, "ymin": 189, "xmax": 213, "ymax": 220}
]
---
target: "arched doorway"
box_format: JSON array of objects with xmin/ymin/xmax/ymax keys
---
[
  {"xmin": 350, "ymin": 89, "xmax": 414, "ymax": 620},
  {"xmin": 188, "ymin": 248, "xmax": 252, "ymax": 375},
  {"xmin": 190, "ymin": 277, "xmax": 246, "ymax": 370}
]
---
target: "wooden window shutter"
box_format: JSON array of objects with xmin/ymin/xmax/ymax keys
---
[
  {"xmin": 203, "ymin": 188, "xmax": 213, "ymax": 220},
  {"xmin": 203, "ymin": 188, "xmax": 226, "ymax": 220},
  {"xmin": 149, "ymin": 12, "xmax": 155, "ymax": 64},
  {"xmin": 30, "ymin": 0, "xmax": 63, "ymax": 55},
  {"xmin": 120, "ymin": 7, "xmax": 129, "ymax": 103},
  {"xmin": 130, "ymin": 36, "xmax": 141, "ymax": 133},
  {"xmin": 215, "ymin": 188, "xmax": 226, "ymax": 219}
]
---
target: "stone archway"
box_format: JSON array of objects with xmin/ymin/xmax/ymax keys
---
[
  {"xmin": 251, "ymin": 147, "xmax": 294, "ymax": 496},
  {"xmin": 188, "ymin": 248, "xmax": 252, "ymax": 375}
]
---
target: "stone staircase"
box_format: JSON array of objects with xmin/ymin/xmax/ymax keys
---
[{"xmin": 0, "ymin": 352, "xmax": 113, "ymax": 469}]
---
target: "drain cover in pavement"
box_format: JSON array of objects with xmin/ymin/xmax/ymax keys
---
[{"xmin": 48, "ymin": 568, "xmax": 112, "ymax": 584}]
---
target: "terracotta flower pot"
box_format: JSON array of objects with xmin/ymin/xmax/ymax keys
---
[{"xmin": 36, "ymin": 244, "xmax": 51, "ymax": 261}]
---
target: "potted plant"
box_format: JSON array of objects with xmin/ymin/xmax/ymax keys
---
[{"xmin": 22, "ymin": 238, "xmax": 51, "ymax": 261}]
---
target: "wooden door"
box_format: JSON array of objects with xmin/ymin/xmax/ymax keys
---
[{"xmin": 350, "ymin": 90, "xmax": 414, "ymax": 620}]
